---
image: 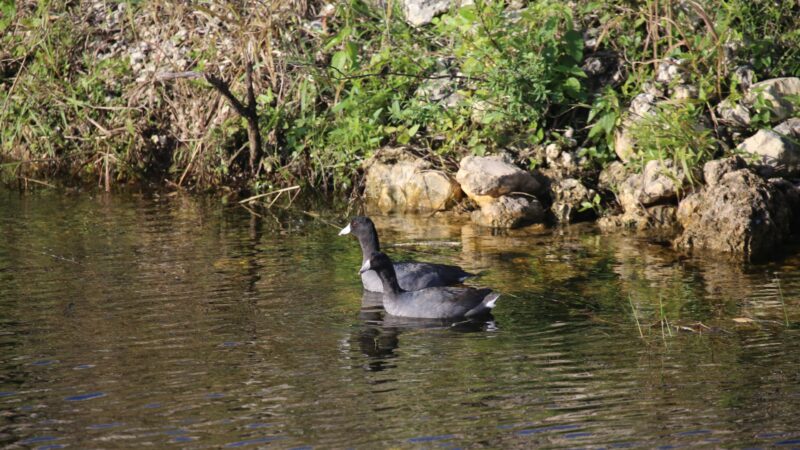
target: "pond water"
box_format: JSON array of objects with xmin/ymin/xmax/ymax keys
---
[{"xmin": 1, "ymin": 191, "xmax": 799, "ymax": 449}]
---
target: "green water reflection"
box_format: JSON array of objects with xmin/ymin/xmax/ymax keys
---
[{"xmin": 0, "ymin": 191, "xmax": 799, "ymax": 448}]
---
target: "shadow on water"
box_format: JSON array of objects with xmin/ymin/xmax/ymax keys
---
[{"xmin": 1, "ymin": 192, "xmax": 799, "ymax": 448}]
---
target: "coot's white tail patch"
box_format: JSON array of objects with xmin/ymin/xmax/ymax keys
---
[
  {"xmin": 483, "ymin": 293, "xmax": 500, "ymax": 309},
  {"xmin": 465, "ymin": 292, "xmax": 500, "ymax": 318},
  {"xmin": 338, "ymin": 224, "xmax": 351, "ymax": 236}
]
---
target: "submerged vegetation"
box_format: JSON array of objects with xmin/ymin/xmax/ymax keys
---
[{"xmin": 1, "ymin": 0, "xmax": 799, "ymax": 194}]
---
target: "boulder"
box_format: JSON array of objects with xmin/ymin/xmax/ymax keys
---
[
  {"xmin": 737, "ymin": 127, "xmax": 800, "ymax": 177},
  {"xmin": 744, "ymin": 77, "xmax": 800, "ymax": 122},
  {"xmin": 703, "ymin": 156, "xmax": 746, "ymax": 187},
  {"xmin": 470, "ymin": 195, "xmax": 544, "ymax": 228},
  {"xmin": 456, "ymin": 155, "xmax": 541, "ymax": 206},
  {"xmin": 617, "ymin": 159, "xmax": 690, "ymax": 213},
  {"xmin": 769, "ymin": 178, "xmax": 800, "ymax": 234},
  {"xmin": 674, "ymin": 168, "xmax": 793, "ymax": 260},
  {"xmin": 550, "ymin": 178, "xmax": 597, "ymax": 223},
  {"xmin": 364, "ymin": 148, "xmax": 462, "ymax": 213}
]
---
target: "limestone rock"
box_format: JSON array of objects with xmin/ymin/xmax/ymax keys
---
[
  {"xmin": 671, "ymin": 84, "xmax": 698, "ymax": 100},
  {"xmin": 674, "ymin": 168, "xmax": 793, "ymax": 260},
  {"xmin": 744, "ymin": 77, "xmax": 800, "ymax": 122},
  {"xmin": 550, "ymin": 178, "xmax": 597, "ymax": 223},
  {"xmin": 364, "ymin": 149, "xmax": 462, "ymax": 213},
  {"xmin": 598, "ymin": 161, "xmax": 630, "ymax": 192},
  {"xmin": 703, "ymin": 156, "xmax": 746, "ymax": 187},
  {"xmin": 613, "ymin": 93, "xmax": 658, "ymax": 162},
  {"xmin": 716, "ymin": 99, "xmax": 751, "ymax": 128},
  {"xmin": 732, "ymin": 65, "xmax": 755, "ymax": 90},
  {"xmin": 401, "ymin": 0, "xmax": 472, "ymax": 26},
  {"xmin": 737, "ymin": 127, "xmax": 800, "ymax": 177},
  {"xmin": 598, "ymin": 205, "xmax": 679, "ymax": 239},
  {"xmin": 470, "ymin": 195, "xmax": 544, "ymax": 228},
  {"xmin": 456, "ymin": 155, "xmax": 541, "ymax": 206},
  {"xmin": 613, "ymin": 126, "xmax": 636, "ymax": 162},
  {"xmin": 774, "ymin": 117, "xmax": 800, "ymax": 138},
  {"xmin": 617, "ymin": 160, "xmax": 688, "ymax": 213},
  {"xmin": 655, "ymin": 58, "xmax": 687, "ymax": 85}
]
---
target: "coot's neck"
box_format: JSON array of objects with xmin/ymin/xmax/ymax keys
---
[
  {"xmin": 375, "ymin": 264, "xmax": 403, "ymax": 295},
  {"xmin": 357, "ymin": 226, "xmax": 381, "ymax": 262}
]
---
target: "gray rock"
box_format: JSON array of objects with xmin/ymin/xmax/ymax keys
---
[
  {"xmin": 737, "ymin": 128, "xmax": 800, "ymax": 177},
  {"xmin": 598, "ymin": 204, "xmax": 679, "ymax": 238},
  {"xmin": 401, "ymin": 0, "xmax": 472, "ymax": 26},
  {"xmin": 598, "ymin": 161, "xmax": 630, "ymax": 192},
  {"xmin": 617, "ymin": 160, "xmax": 689, "ymax": 213},
  {"xmin": 744, "ymin": 77, "xmax": 800, "ymax": 122},
  {"xmin": 703, "ymin": 156, "xmax": 746, "ymax": 187},
  {"xmin": 674, "ymin": 168, "xmax": 793, "ymax": 261},
  {"xmin": 456, "ymin": 155, "xmax": 541, "ymax": 206},
  {"xmin": 470, "ymin": 195, "xmax": 544, "ymax": 228},
  {"xmin": 655, "ymin": 58, "xmax": 687, "ymax": 85},
  {"xmin": 716, "ymin": 99, "xmax": 751, "ymax": 128},
  {"xmin": 769, "ymin": 178, "xmax": 800, "ymax": 234},
  {"xmin": 774, "ymin": 117, "xmax": 800, "ymax": 138},
  {"xmin": 470, "ymin": 99, "xmax": 491, "ymax": 125},
  {"xmin": 642, "ymin": 82, "xmax": 665, "ymax": 98},
  {"xmin": 629, "ymin": 93, "xmax": 657, "ymax": 118},
  {"xmin": 364, "ymin": 148, "xmax": 462, "ymax": 212},
  {"xmin": 732, "ymin": 65, "xmax": 755, "ymax": 90},
  {"xmin": 551, "ymin": 178, "xmax": 597, "ymax": 223},
  {"xmin": 613, "ymin": 125, "xmax": 636, "ymax": 162},
  {"xmin": 415, "ymin": 63, "xmax": 463, "ymax": 108},
  {"xmin": 671, "ymin": 84, "xmax": 698, "ymax": 100},
  {"xmin": 613, "ymin": 93, "xmax": 658, "ymax": 162}
]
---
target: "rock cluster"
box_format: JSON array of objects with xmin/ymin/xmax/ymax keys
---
[
  {"xmin": 363, "ymin": 148, "xmax": 462, "ymax": 213},
  {"xmin": 362, "ymin": 70, "xmax": 800, "ymax": 258},
  {"xmin": 456, "ymin": 155, "xmax": 544, "ymax": 228}
]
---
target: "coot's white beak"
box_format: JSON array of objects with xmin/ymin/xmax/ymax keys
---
[
  {"xmin": 338, "ymin": 223, "xmax": 351, "ymax": 236},
  {"xmin": 359, "ymin": 259, "xmax": 371, "ymax": 274}
]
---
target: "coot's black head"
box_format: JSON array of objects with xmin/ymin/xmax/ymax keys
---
[
  {"xmin": 338, "ymin": 216, "xmax": 377, "ymax": 239},
  {"xmin": 359, "ymin": 251, "xmax": 393, "ymax": 274}
]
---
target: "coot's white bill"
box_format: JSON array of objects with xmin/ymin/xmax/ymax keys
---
[{"xmin": 338, "ymin": 224, "xmax": 351, "ymax": 236}]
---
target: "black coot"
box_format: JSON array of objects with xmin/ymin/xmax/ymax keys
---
[
  {"xmin": 339, "ymin": 216, "xmax": 474, "ymax": 292},
  {"xmin": 360, "ymin": 251, "xmax": 499, "ymax": 319}
]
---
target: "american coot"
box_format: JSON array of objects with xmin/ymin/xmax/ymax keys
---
[
  {"xmin": 360, "ymin": 251, "xmax": 500, "ymax": 319},
  {"xmin": 339, "ymin": 216, "xmax": 474, "ymax": 292}
]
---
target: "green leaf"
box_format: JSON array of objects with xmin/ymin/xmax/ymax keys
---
[
  {"xmin": 563, "ymin": 29, "xmax": 584, "ymax": 62},
  {"xmin": 331, "ymin": 50, "xmax": 350, "ymax": 73},
  {"xmin": 345, "ymin": 41, "xmax": 359, "ymax": 70},
  {"xmin": 458, "ymin": 5, "xmax": 476, "ymax": 21},
  {"xmin": 407, "ymin": 123, "xmax": 420, "ymax": 137},
  {"xmin": 563, "ymin": 77, "xmax": 582, "ymax": 98}
]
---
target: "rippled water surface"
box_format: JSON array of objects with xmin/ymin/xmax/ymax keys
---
[{"xmin": 1, "ymin": 191, "xmax": 800, "ymax": 449}]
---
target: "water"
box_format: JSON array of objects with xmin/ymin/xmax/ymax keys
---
[{"xmin": 1, "ymin": 191, "xmax": 799, "ymax": 449}]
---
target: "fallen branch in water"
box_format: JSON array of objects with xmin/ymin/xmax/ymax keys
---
[{"xmin": 239, "ymin": 185, "xmax": 300, "ymax": 204}]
